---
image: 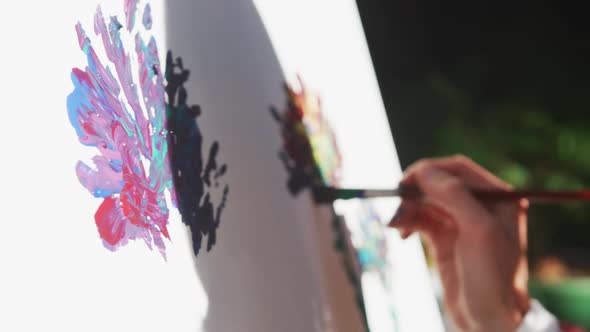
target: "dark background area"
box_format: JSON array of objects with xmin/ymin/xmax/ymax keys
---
[
  {"xmin": 356, "ymin": 0, "xmax": 589, "ymax": 166},
  {"xmin": 356, "ymin": 0, "xmax": 590, "ymax": 326}
]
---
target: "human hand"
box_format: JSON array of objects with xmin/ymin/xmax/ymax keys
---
[{"xmin": 389, "ymin": 156, "xmax": 531, "ymax": 332}]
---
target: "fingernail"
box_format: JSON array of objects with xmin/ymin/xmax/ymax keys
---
[
  {"xmin": 388, "ymin": 207, "xmax": 405, "ymax": 226},
  {"xmin": 423, "ymin": 167, "xmax": 447, "ymax": 184}
]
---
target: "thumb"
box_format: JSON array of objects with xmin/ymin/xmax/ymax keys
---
[{"xmin": 414, "ymin": 165, "xmax": 493, "ymax": 228}]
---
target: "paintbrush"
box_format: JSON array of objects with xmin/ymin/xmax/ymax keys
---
[
  {"xmin": 271, "ymin": 81, "xmax": 590, "ymax": 206},
  {"xmin": 311, "ymin": 185, "xmax": 590, "ymax": 204}
]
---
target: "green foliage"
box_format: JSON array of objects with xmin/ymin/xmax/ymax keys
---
[
  {"xmin": 530, "ymin": 278, "xmax": 590, "ymax": 329},
  {"xmin": 428, "ymin": 76, "xmax": 590, "ymax": 266}
]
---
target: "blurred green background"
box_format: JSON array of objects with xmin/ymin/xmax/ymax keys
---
[{"xmin": 356, "ymin": 0, "xmax": 590, "ymax": 327}]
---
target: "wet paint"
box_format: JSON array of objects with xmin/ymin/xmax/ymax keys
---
[
  {"xmin": 270, "ymin": 77, "xmax": 342, "ymax": 195},
  {"xmin": 67, "ymin": 1, "xmax": 228, "ymax": 258},
  {"xmin": 271, "ymin": 78, "xmax": 369, "ymax": 331}
]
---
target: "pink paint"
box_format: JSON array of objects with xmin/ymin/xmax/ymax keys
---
[
  {"xmin": 68, "ymin": 1, "xmax": 229, "ymax": 258},
  {"xmin": 124, "ymin": 0, "xmax": 140, "ymax": 31},
  {"xmin": 68, "ymin": 3, "xmax": 171, "ymax": 257}
]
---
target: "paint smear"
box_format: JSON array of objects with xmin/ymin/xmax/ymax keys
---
[
  {"xmin": 354, "ymin": 203, "xmax": 390, "ymax": 284},
  {"xmin": 270, "ymin": 77, "xmax": 342, "ymax": 195},
  {"xmin": 142, "ymin": 3, "xmax": 152, "ymax": 30},
  {"xmin": 343, "ymin": 201, "xmax": 399, "ymax": 330},
  {"xmin": 67, "ymin": 1, "xmax": 228, "ymax": 257},
  {"xmin": 271, "ymin": 79, "xmax": 370, "ymax": 331},
  {"xmin": 332, "ymin": 213, "xmax": 370, "ymax": 331},
  {"xmin": 124, "ymin": 0, "xmax": 139, "ymax": 31},
  {"xmin": 165, "ymin": 51, "xmax": 229, "ymax": 256}
]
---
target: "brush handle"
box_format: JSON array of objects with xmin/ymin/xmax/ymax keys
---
[{"xmin": 311, "ymin": 186, "xmax": 590, "ymax": 204}]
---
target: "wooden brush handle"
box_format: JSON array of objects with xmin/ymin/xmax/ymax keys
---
[{"xmin": 312, "ymin": 186, "xmax": 590, "ymax": 204}]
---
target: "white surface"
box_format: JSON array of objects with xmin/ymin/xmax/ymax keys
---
[
  {"xmin": 517, "ymin": 300, "xmax": 561, "ymax": 332},
  {"xmin": 165, "ymin": 1, "xmax": 366, "ymax": 330},
  {"xmin": 0, "ymin": 1, "xmax": 208, "ymax": 331},
  {"xmin": 254, "ymin": 1, "xmax": 446, "ymax": 331},
  {"xmin": 0, "ymin": 1, "xmax": 444, "ymax": 331}
]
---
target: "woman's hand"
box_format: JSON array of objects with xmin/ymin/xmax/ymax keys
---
[{"xmin": 389, "ymin": 156, "xmax": 531, "ymax": 332}]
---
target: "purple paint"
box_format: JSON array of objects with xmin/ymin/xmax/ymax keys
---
[
  {"xmin": 68, "ymin": 1, "xmax": 229, "ymax": 258},
  {"xmin": 142, "ymin": 3, "xmax": 152, "ymax": 30},
  {"xmin": 68, "ymin": 4, "xmax": 171, "ymax": 257},
  {"xmin": 124, "ymin": 0, "xmax": 140, "ymax": 31}
]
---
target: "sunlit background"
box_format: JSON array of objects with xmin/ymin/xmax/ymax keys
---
[{"xmin": 357, "ymin": 0, "xmax": 590, "ymax": 328}]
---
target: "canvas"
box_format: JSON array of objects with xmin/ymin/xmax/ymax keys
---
[{"xmin": 0, "ymin": 1, "xmax": 443, "ymax": 331}]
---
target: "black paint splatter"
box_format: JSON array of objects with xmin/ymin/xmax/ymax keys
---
[
  {"xmin": 165, "ymin": 50, "xmax": 229, "ymax": 256},
  {"xmin": 269, "ymin": 87, "xmax": 322, "ymax": 196},
  {"xmin": 271, "ymin": 85, "xmax": 370, "ymax": 332}
]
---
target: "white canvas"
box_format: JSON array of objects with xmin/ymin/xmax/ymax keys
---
[{"xmin": 0, "ymin": 1, "xmax": 444, "ymax": 331}]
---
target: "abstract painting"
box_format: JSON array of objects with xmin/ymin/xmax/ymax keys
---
[
  {"xmin": 67, "ymin": 0, "xmax": 228, "ymax": 258},
  {"xmin": 270, "ymin": 77, "xmax": 342, "ymax": 194},
  {"xmin": 271, "ymin": 78, "xmax": 371, "ymax": 331}
]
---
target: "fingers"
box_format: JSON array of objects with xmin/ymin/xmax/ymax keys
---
[
  {"xmin": 392, "ymin": 156, "xmax": 532, "ymax": 329},
  {"xmin": 389, "ymin": 200, "xmax": 457, "ymax": 264},
  {"xmin": 412, "ymin": 165, "xmax": 496, "ymax": 230},
  {"xmin": 490, "ymin": 197, "xmax": 529, "ymax": 246},
  {"xmin": 389, "ymin": 200, "xmax": 429, "ymax": 239},
  {"xmin": 389, "ymin": 200, "xmax": 453, "ymax": 240},
  {"xmin": 394, "ymin": 155, "xmax": 529, "ymax": 252},
  {"xmin": 402, "ymin": 155, "xmax": 511, "ymax": 191},
  {"xmin": 401, "ymin": 155, "xmax": 522, "ymax": 235},
  {"xmin": 516, "ymin": 199, "xmax": 529, "ymax": 251}
]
